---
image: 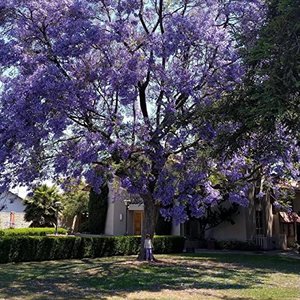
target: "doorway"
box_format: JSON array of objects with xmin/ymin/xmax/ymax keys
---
[{"xmin": 133, "ymin": 211, "xmax": 143, "ymax": 235}]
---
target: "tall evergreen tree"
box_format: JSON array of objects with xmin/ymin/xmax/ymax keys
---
[
  {"xmin": 88, "ymin": 183, "xmax": 108, "ymax": 234},
  {"xmin": 220, "ymin": 0, "xmax": 300, "ymax": 144}
]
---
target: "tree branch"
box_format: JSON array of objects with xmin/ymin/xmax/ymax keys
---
[{"xmin": 139, "ymin": 0, "xmax": 149, "ymax": 34}]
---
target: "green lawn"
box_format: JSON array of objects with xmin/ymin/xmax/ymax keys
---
[{"xmin": 0, "ymin": 252, "xmax": 299, "ymax": 300}]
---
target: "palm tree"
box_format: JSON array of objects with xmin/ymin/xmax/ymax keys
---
[{"xmin": 24, "ymin": 184, "xmax": 62, "ymax": 227}]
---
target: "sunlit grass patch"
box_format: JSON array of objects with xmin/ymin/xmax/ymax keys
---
[{"xmin": 0, "ymin": 252, "xmax": 299, "ymax": 299}]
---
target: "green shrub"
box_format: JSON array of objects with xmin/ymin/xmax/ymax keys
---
[
  {"xmin": 155, "ymin": 215, "xmax": 172, "ymax": 235},
  {"xmin": 78, "ymin": 221, "xmax": 89, "ymax": 233},
  {"xmin": 0, "ymin": 227, "xmax": 67, "ymax": 237},
  {"xmin": 114, "ymin": 236, "xmax": 141, "ymax": 255},
  {"xmin": 215, "ymin": 240, "xmax": 260, "ymax": 251},
  {"xmin": 0, "ymin": 235, "xmax": 185, "ymax": 263},
  {"xmin": 154, "ymin": 235, "xmax": 185, "ymax": 254}
]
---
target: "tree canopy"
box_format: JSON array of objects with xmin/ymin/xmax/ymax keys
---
[
  {"xmin": 220, "ymin": 0, "xmax": 300, "ymax": 138},
  {"xmin": 0, "ymin": 0, "xmax": 298, "ymax": 245},
  {"xmin": 60, "ymin": 181, "xmax": 89, "ymax": 228}
]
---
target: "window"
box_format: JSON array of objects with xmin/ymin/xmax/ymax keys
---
[{"xmin": 255, "ymin": 210, "xmax": 264, "ymax": 235}]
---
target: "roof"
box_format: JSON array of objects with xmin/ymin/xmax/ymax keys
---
[
  {"xmin": 279, "ymin": 212, "xmax": 300, "ymax": 223},
  {"xmin": 0, "ymin": 191, "xmax": 26, "ymax": 213}
]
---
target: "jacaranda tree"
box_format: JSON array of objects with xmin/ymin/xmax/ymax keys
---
[{"xmin": 0, "ymin": 0, "xmax": 298, "ymax": 257}]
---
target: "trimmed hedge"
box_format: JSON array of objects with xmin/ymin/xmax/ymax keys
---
[
  {"xmin": 0, "ymin": 235, "xmax": 185, "ymax": 264},
  {"xmin": 0, "ymin": 228, "xmax": 68, "ymax": 237},
  {"xmin": 153, "ymin": 235, "xmax": 186, "ymax": 254},
  {"xmin": 215, "ymin": 240, "xmax": 261, "ymax": 251}
]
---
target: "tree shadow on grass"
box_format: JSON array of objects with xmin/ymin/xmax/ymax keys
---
[
  {"xmin": 176, "ymin": 252, "xmax": 300, "ymax": 276},
  {"xmin": 0, "ymin": 253, "xmax": 298, "ymax": 299}
]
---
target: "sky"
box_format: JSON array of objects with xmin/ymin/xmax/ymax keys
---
[
  {"xmin": 10, "ymin": 186, "xmax": 30, "ymax": 199},
  {"xmin": 10, "ymin": 179, "xmax": 55, "ymax": 199}
]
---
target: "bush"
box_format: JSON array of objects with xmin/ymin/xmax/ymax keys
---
[
  {"xmin": 78, "ymin": 221, "xmax": 89, "ymax": 233},
  {"xmin": 153, "ymin": 235, "xmax": 185, "ymax": 254},
  {"xmin": 114, "ymin": 236, "xmax": 141, "ymax": 255},
  {"xmin": 155, "ymin": 215, "xmax": 172, "ymax": 235},
  {"xmin": 0, "ymin": 227, "xmax": 68, "ymax": 237},
  {"xmin": 215, "ymin": 240, "xmax": 260, "ymax": 251},
  {"xmin": 0, "ymin": 235, "xmax": 185, "ymax": 264}
]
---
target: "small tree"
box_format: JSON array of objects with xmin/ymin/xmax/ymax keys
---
[
  {"xmin": 61, "ymin": 181, "xmax": 89, "ymax": 231},
  {"xmin": 24, "ymin": 185, "xmax": 62, "ymax": 227}
]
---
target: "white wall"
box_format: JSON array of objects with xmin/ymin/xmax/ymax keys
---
[
  {"xmin": 0, "ymin": 212, "xmax": 30, "ymax": 229},
  {"xmin": 105, "ymin": 180, "xmax": 128, "ymax": 235},
  {"xmin": 206, "ymin": 207, "xmax": 248, "ymax": 241},
  {"xmin": 172, "ymin": 222, "xmax": 181, "ymax": 236},
  {"xmin": 105, "ymin": 179, "xmax": 146, "ymax": 236}
]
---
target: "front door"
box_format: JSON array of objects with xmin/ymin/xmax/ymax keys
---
[{"xmin": 133, "ymin": 211, "xmax": 143, "ymax": 235}]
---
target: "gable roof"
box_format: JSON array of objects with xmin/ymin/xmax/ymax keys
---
[
  {"xmin": 0, "ymin": 191, "xmax": 25, "ymax": 212},
  {"xmin": 279, "ymin": 211, "xmax": 300, "ymax": 223}
]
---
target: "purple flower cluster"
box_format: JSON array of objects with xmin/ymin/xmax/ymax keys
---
[{"xmin": 1, "ymin": 0, "xmax": 295, "ymax": 225}]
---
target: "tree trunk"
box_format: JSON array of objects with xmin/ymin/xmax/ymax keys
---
[
  {"xmin": 199, "ymin": 221, "xmax": 206, "ymax": 241},
  {"xmin": 138, "ymin": 193, "xmax": 159, "ymax": 260}
]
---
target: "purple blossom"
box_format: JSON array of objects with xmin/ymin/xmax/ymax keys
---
[
  {"xmin": 84, "ymin": 169, "xmax": 104, "ymax": 193},
  {"xmin": 229, "ymin": 192, "xmax": 249, "ymax": 207},
  {"xmin": 256, "ymin": 191, "xmax": 266, "ymax": 199},
  {"xmin": 1, "ymin": 0, "xmax": 291, "ymax": 228},
  {"xmin": 120, "ymin": 177, "xmax": 132, "ymax": 190}
]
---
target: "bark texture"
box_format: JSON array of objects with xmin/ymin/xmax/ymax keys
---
[{"xmin": 138, "ymin": 194, "xmax": 159, "ymax": 260}]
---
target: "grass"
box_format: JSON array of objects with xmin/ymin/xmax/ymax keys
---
[{"xmin": 0, "ymin": 252, "xmax": 299, "ymax": 299}]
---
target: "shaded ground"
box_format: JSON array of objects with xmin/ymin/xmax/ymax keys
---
[{"xmin": 0, "ymin": 252, "xmax": 299, "ymax": 299}]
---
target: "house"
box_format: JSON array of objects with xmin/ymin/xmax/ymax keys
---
[
  {"xmin": 104, "ymin": 180, "xmax": 180, "ymax": 236},
  {"xmin": 0, "ymin": 191, "xmax": 30, "ymax": 229},
  {"xmin": 206, "ymin": 195, "xmax": 299, "ymax": 250},
  {"xmin": 104, "ymin": 180, "xmax": 300, "ymax": 250},
  {"xmin": 181, "ymin": 186, "xmax": 300, "ymax": 250}
]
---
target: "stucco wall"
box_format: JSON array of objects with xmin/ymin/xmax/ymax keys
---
[
  {"xmin": 0, "ymin": 191, "xmax": 30, "ymax": 229},
  {"xmin": 206, "ymin": 207, "xmax": 248, "ymax": 241},
  {"xmin": 0, "ymin": 212, "xmax": 30, "ymax": 229},
  {"xmin": 105, "ymin": 180, "xmax": 128, "ymax": 235},
  {"xmin": 105, "ymin": 178, "xmax": 149, "ymax": 236},
  {"xmin": 172, "ymin": 222, "xmax": 181, "ymax": 236},
  {"xmin": 264, "ymin": 193, "xmax": 274, "ymax": 238},
  {"xmin": 204, "ymin": 189, "xmax": 275, "ymax": 243},
  {"xmin": 113, "ymin": 192, "xmax": 127, "ymax": 235},
  {"xmin": 104, "ymin": 182, "xmax": 116, "ymax": 235}
]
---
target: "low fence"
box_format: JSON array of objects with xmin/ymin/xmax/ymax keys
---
[{"xmin": 254, "ymin": 235, "xmax": 277, "ymax": 250}]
